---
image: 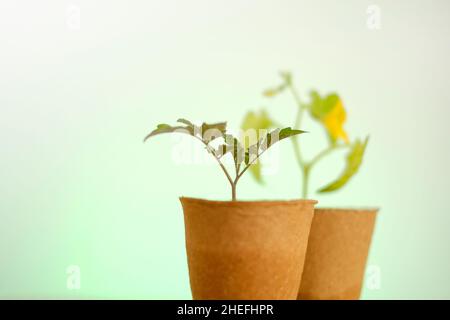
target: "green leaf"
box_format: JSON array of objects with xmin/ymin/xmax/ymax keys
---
[
  {"xmin": 143, "ymin": 119, "xmax": 226, "ymax": 145},
  {"xmin": 232, "ymin": 137, "xmax": 244, "ymax": 165},
  {"xmin": 239, "ymin": 126, "xmax": 305, "ymax": 183},
  {"xmin": 245, "ymin": 141, "xmax": 263, "ymax": 182},
  {"xmin": 158, "ymin": 124, "xmax": 171, "ymax": 129},
  {"xmin": 260, "ymin": 127, "xmax": 306, "ymax": 151},
  {"xmin": 241, "ymin": 110, "xmax": 277, "ymax": 182},
  {"xmin": 249, "ymin": 162, "xmax": 263, "ymax": 183},
  {"xmin": 279, "ymin": 127, "xmax": 306, "ymax": 140},
  {"xmin": 318, "ymin": 136, "xmax": 369, "ymax": 193},
  {"xmin": 241, "ymin": 109, "xmax": 276, "ymax": 151},
  {"xmin": 177, "ymin": 118, "xmax": 194, "ymax": 126},
  {"xmin": 201, "ymin": 122, "xmax": 226, "ymax": 133},
  {"xmin": 216, "ymin": 144, "xmax": 230, "ymax": 157},
  {"xmin": 306, "ymin": 91, "xmax": 349, "ymax": 145},
  {"xmin": 221, "ymin": 134, "xmax": 245, "ymax": 164},
  {"xmin": 201, "ymin": 122, "xmax": 227, "ymax": 143},
  {"xmin": 239, "ymin": 146, "xmax": 259, "ymax": 181},
  {"xmin": 244, "ymin": 150, "xmax": 250, "ymax": 165},
  {"xmin": 143, "ymin": 123, "xmax": 191, "ymax": 141},
  {"xmin": 223, "ymin": 127, "xmax": 305, "ymax": 169},
  {"xmin": 243, "ymin": 143, "xmax": 259, "ymax": 166},
  {"xmin": 241, "ymin": 109, "xmax": 275, "ymax": 132},
  {"xmin": 308, "ymin": 90, "xmax": 339, "ymax": 120}
]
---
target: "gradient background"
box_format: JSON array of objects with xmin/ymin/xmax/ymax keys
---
[{"xmin": 1, "ymin": 0, "xmax": 449, "ymax": 299}]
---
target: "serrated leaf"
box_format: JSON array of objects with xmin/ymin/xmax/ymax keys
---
[
  {"xmin": 259, "ymin": 129, "xmax": 276, "ymax": 151},
  {"xmin": 177, "ymin": 118, "xmax": 194, "ymax": 126},
  {"xmin": 143, "ymin": 123, "xmax": 191, "ymax": 142},
  {"xmin": 222, "ymin": 134, "xmax": 245, "ymax": 164},
  {"xmin": 260, "ymin": 127, "xmax": 306, "ymax": 151},
  {"xmin": 201, "ymin": 122, "xmax": 227, "ymax": 135},
  {"xmin": 157, "ymin": 124, "xmax": 171, "ymax": 130},
  {"xmin": 232, "ymin": 137, "xmax": 244, "ymax": 165},
  {"xmin": 201, "ymin": 121, "xmax": 227, "ymax": 143},
  {"xmin": 216, "ymin": 144, "xmax": 230, "ymax": 157},
  {"xmin": 244, "ymin": 151, "xmax": 250, "ymax": 165},
  {"xmin": 318, "ymin": 137, "xmax": 369, "ymax": 193},
  {"xmin": 244, "ymin": 143, "xmax": 259, "ymax": 166},
  {"xmin": 240, "ymin": 127, "xmax": 305, "ymax": 181},
  {"xmin": 144, "ymin": 119, "xmax": 226, "ymax": 145},
  {"xmin": 279, "ymin": 127, "xmax": 306, "ymax": 140},
  {"xmin": 224, "ymin": 127, "xmax": 305, "ymax": 168}
]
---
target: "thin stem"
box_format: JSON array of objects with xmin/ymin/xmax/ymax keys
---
[
  {"xmin": 235, "ymin": 162, "xmax": 241, "ymax": 179},
  {"xmin": 294, "ymin": 116, "xmax": 305, "ymax": 164},
  {"xmin": 289, "ymin": 85, "xmax": 305, "ymax": 129},
  {"xmin": 308, "ymin": 144, "xmax": 347, "ymax": 169},
  {"xmin": 302, "ymin": 166, "xmax": 310, "ymax": 199},
  {"xmin": 291, "ymin": 134, "xmax": 305, "ymax": 168},
  {"xmin": 283, "ymin": 79, "xmax": 351, "ymax": 199},
  {"xmin": 231, "ymin": 183, "xmax": 237, "ymax": 201},
  {"xmin": 195, "ymin": 137, "xmax": 234, "ymax": 190},
  {"xmin": 232, "ymin": 163, "xmax": 241, "ymax": 202},
  {"xmin": 203, "ymin": 138, "xmax": 241, "ymax": 202},
  {"xmin": 286, "ymin": 82, "xmax": 310, "ymax": 197},
  {"xmin": 237, "ymin": 148, "xmax": 268, "ymax": 180},
  {"xmin": 289, "ymin": 84, "xmax": 306, "ymax": 167}
]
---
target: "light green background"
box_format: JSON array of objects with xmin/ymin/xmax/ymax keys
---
[{"xmin": 1, "ymin": 0, "xmax": 449, "ymax": 299}]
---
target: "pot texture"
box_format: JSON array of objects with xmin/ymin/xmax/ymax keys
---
[
  {"xmin": 298, "ymin": 208, "xmax": 378, "ymax": 300},
  {"xmin": 180, "ymin": 197, "xmax": 316, "ymax": 300}
]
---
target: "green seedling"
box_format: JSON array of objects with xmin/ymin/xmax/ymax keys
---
[
  {"xmin": 242, "ymin": 72, "xmax": 369, "ymax": 198},
  {"xmin": 144, "ymin": 118, "xmax": 305, "ymax": 201}
]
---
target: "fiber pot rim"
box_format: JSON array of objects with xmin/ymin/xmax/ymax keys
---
[
  {"xmin": 180, "ymin": 196, "xmax": 317, "ymax": 207},
  {"xmin": 315, "ymin": 207, "xmax": 379, "ymax": 214}
]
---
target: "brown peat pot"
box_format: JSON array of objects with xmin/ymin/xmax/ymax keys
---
[
  {"xmin": 298, "ymin": 208, "xmax": 378, "ymax": 300},
  {"xmin": 180, "ymin": 197, "xmax": 317, "ymax": 300}
]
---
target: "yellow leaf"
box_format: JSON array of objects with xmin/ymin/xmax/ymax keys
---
[
  {"xmin": 262, "ymin": 83, "xmax": 287, "ymax": 97},
  {"xmin": 263, "ymin": 88, "xmax": 278, "ymax": 97},
  {"xmin": 322, "ymin": 99, "xmax": 349, "ymax": 143}
]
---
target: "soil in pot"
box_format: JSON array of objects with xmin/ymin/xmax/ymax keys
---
[
  {"xmin": 180, "ymin": 197, "xmax": 317, "ymax": 300},
  {"xmin": 298, "ymin": 208, "xmax": 378, "ymax": 300}
]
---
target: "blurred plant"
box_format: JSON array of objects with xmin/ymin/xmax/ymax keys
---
[
  {"xmin": 144, "ymin": 118, "xmax": 305, "ymax": 201},
  {"xmin": 242, "ymin": 72, "xmax": 369, "ymax": 198}
]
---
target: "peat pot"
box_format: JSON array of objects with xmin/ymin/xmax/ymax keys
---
[
  {"xmin": 298, "ymin": 208, "xmax": 378, "ymax": 300},
  {"xmin": 180, "ymin": 197, "xmax": 317, "ymax": 300}
]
